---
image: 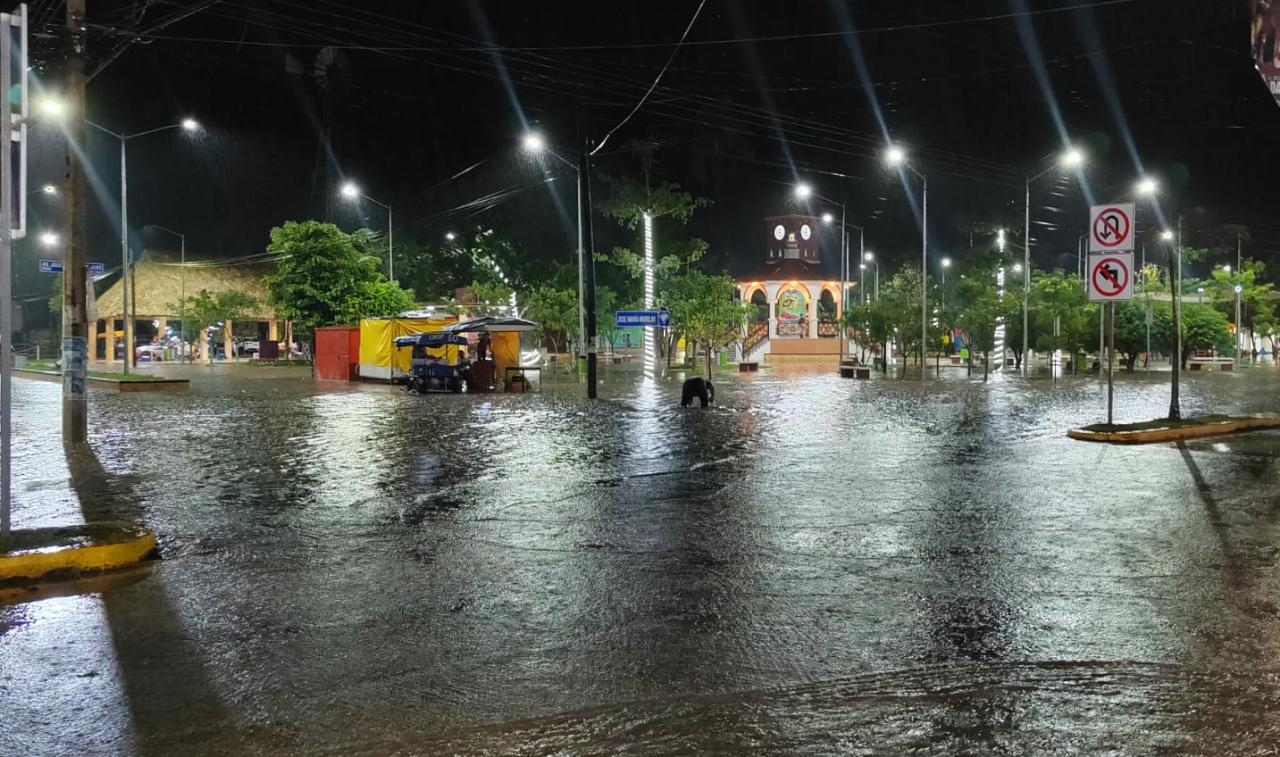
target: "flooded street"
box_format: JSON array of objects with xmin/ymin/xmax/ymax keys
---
[{"xmin": 5, "ymin": 364, "xmax": 1280, "ymax": 754}]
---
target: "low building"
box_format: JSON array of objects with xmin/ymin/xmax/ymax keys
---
[{"xmin": 93, "ymin": 250, "xmax": 285, "ymax": 362}]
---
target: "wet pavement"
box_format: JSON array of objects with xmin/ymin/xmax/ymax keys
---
[{"xmin": 4, "ymin": 362, "xmax": 1280, "ymax": 754}]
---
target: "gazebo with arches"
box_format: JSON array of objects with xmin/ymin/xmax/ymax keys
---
[{"xmin": 735, "ymin": 214, "xmax": 855, "ymax": 363}]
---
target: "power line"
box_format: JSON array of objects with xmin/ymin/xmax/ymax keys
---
[{"xmin": 592, "ymin": 0, "xmax": 706, "ymax": 156}]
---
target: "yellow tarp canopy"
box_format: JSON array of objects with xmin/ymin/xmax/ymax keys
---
[{"xmin": 358, "ymin": 317, "xmax": 456, "ymax": 377}]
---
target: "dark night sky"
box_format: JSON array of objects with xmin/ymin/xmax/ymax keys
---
[{"xmin": 14, "ymin": 0, "xmax": 1280, "ymax": 313}]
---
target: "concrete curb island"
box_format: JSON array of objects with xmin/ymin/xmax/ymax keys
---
[
  {"xmin": 1068, "ymin": 416, "xmax": 1280, "ymax": 445},
  {"xmin": 0, "ymin": 523, "xmax": 157, "ymax": 584},
  {"xmin": 15, "ymin": 368, "xmax": 189, "ymax": 391}
]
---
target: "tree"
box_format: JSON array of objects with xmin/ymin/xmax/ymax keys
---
[
  {"xmin": 868, "ymin": 266, "xmax": 933, "ymax": 377},
  {"xmin": 950, "ymin": 272, "xmax": 1014, "ymax": 380},
  {"xmin": 263, "ymin": 220, "xmax": 415, "ymax": 336},
  {"xmin": 1203, "ymin": 259, "xmax": 1274, "ymax": 356},
  {"xmin": 177, "ymin": 288, "xmax": 257, "ymax": 363},
  {"xmin": 1029, "ymin": 270, "xmax": 1097, "ymax": 372},
  {"xmin": 395, "ymin": 230, "xmax": 522, "ymax": 303},
  {"xmin": 1151, "ymin": 301, "xmax": 1232, "ymax": 368},
  {"xmin": 450, "ymin": 279, "xmax": 513, "ymax": 317},
  {"xmin": 663, "ymin": 271, "xmax": 750, "ymax": 379},
  {"xmin": 522, "ymin": 285, "xmax": 577, "ymax": 360}
]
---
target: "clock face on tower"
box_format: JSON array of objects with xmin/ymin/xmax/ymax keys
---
[{"xmin": 766, "ymin": 216, "xmax": 821, "ymax": 261}]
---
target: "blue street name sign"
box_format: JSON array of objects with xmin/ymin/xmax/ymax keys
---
[
  {"xmin": 615, "ymin": 310, "xmax": 671, "ymax": 328},
  {"xmin": 39, "ymin": 260, "xmax": 104, "ymax": 275}
]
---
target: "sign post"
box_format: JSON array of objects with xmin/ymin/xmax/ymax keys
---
[
  {"xmin": 1087, "ymin": 204, "xmax": 1136, "ymax": 426},
  {"xmin": 615, "ymin": 310, "xmax": 671, "ymax": 328}
]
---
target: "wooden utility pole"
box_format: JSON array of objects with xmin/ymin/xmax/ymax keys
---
[{"xmin": 62, "ymin": 0, "xmax": 88, "ymax": 443}]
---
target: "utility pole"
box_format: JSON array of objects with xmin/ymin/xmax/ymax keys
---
[
  {"xmin": 1168, "ymin": 215, "xmax": 1182, "ymax": 421},
  {"xmin": 579, "ymin": 134, "xmax": 597, "ymax": 399},
  {"xmin": 62, "ymin": 0, "xmax": 88, "ymax": 444}
]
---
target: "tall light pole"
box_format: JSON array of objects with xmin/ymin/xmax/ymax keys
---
[
  {"xmin": 522, "ymin": 132, "xmax": 585, "ymax": 361},
  {"xmin": 864, "ymin": 251, "xmax": 879, "ymax": 302},
  {"xmin": 799, "ymin": 183, "xmax": 856, "ymax": 364},
  {"xmin": 1160, "ymin": 227, "xmax": 1180, "ymax": 419},
  {"xmin": 340, "ymin": 182, "xmax": 393, "ymax": 281},
  {"xmin": 885, "ymin": 144, "xmax": 928, "ymax": 380},
  {"xmin": 85, "ymin": 116, "xmax": 200, "ymax": 374},
  {"xmin": 1024, "ymin": 146, "xmax": 1085, "ymax": 376}
]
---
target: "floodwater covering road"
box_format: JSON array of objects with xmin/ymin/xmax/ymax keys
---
[{"xmin": 4, "ymin": 363, "xmax": 1280, "ymax": 755}]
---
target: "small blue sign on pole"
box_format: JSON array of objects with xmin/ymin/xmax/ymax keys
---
[
  {"xmin": 39, "ymin": 259, "xmax": 104, "ymax": 275},
  {"xmin": 615, "ymin": 310, "xmax": 671, "ymax": 328}
]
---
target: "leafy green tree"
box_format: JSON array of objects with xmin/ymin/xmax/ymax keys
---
[
  {"xmin": 395, "ymin": 230, "xmax": 523, "ymax": 303},
  {"xmin": 263, "ymin": 220, "xmax": 415, "ymax": 335},
  {"xmin": 662, "ymin": 271, "xmax": 750, "ymax": 379},
  {"xmin": 177, "ymin": 289, "xmax": 258, "ymax": 363},
  {"xmin": 1029, "ymin": 270, "xmax": 1097, "ymax": 372},
  {"xmin": 950, "ymin": 271, "xmax": 1015, "ymax": 380},
  {"xmin": 450, "ymin": 279, "xmax": 514, "ymax": 317},
  {"xmin": 1203, "ymin": 259, "xmax": 1274, "ymax": 356},
  {"xmin": 522, "ymin": 285, "xmax": 578, "ymax": 359},
  {"xmin": 868, "ymin": 266, "xmax": 935, "ymax": 377},
  {"xmin": 1150, "ymin": 301, "xmax": 1232, "ymax": 368}
]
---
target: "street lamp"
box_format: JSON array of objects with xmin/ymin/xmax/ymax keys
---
[
  {"xmin": 864, "ymin": 251, "xmax": 879, "ymax": 302},
  {"xmin": 799, "ymin": 182, "xmax": 860, "ymax": 364},
  {"xmin": 38, "ymin": 231, "xmax": 58, "ymax": 247},
  {"xmin": 1136, "ymin": 177, "xmax": 1159, "ymax": 197},
  {"xmin": 884, "ymin": 143, "xmax": 928, "ymax": 380},
  {"xmin": 941, "ymin": 256, "xmax": 951, "ymax": 284},
  {"xmin": 1023, "ymin": 145, "xmax": 1086, "ymax": 375},
  {"xmin": 521, "ymin": 131, "xmax": 587, "ymax": 370},
  {"xmin": 84, "ymin": 115, "xmax": 202, "ymax": 374},
  {"xmin": 338, "ymin": 182, "xmax": 394, "ymax": 280},
  {"xmin": 445, "ymin": 231, "xmax": 457, "ymax": 241},
  {"xmin": 40, "ymin": 183, "xmax": 55, "ymax": 196}
]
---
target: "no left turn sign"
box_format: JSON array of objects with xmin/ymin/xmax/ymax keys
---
[
  {"xmin": 1089, "ymin": 203, "xmax": 1135, "ymax": 252},
  {"xmin": 1088, "ymin": 252, "xmax": 1134, "ymax": 302}
]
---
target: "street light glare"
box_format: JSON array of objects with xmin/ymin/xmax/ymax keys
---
[
  {"xmin": 941, "ymin": 257, "xmax": 952, "ymax": 268},
  {"xmin": 1160, "ymin": 229, "xmax": 1174, "ymax": 241},
  {"xmin": 864, "ymin": 251, "xmax": 874, "ymax": 261},
  {"xmin": 821, "ymin": 212, "xmax": 834, "ymax": 225},
  {"xmin": 180, "ymin": 117, "xmax": 199, "ymax": 131},
  {"xmin": 1136, "ymin": 177, "xmax": 1159, "ymax": 196},
  {"xmin": 521, "ymin": 132, "xmax": 545, "ymax": 152},
  {"xmin": 445, "ymin": 231, "xmax": 457, "ymax": 241},
  {"xmin": 340, "ymin": 182, "xmax": 360, "ymax": 198},
  {"xmin": 38, "ymin": 231, "xmax": 59, "ymax": 247},
  {"xmin": 41, "ymin": 183, "xmax": 56, "ymax": 195},
  {"xmin": 794, "ymin": 183, "xmax": 812, "ymax": 199},
  {"xmin": 36, "ymin": 97, "xmax": 65, "ymax": 117},
  {"xmin": 1060, "ymin": 147, "xmax": 1085, "ymax": 168},
  {"xmin": 884, "ymin": 145, "xmax": 906, "ymax": 166}
]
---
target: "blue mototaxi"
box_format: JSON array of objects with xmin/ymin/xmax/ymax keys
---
[{"xmin": 394, "ymin": 332, "xmax": 471, "ymax": 393}]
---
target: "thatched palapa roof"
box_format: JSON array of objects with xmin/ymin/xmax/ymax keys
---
[{"xmin": 96, "ymin": 250, "xmax": 279, "ymax": 320}]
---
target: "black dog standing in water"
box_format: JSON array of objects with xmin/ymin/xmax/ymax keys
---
[{"xmin": 681, "ymin": 377, "xmax": 715, "ymax": 407}]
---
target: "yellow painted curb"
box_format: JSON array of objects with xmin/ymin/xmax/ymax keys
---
[
  {"xmin": 1068, "ymin": 417, "xmax": 1280, "ymax": 444},
  {"xmin": 0, "ymin": 523, "xmax": 157, "ymax": 582}
]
